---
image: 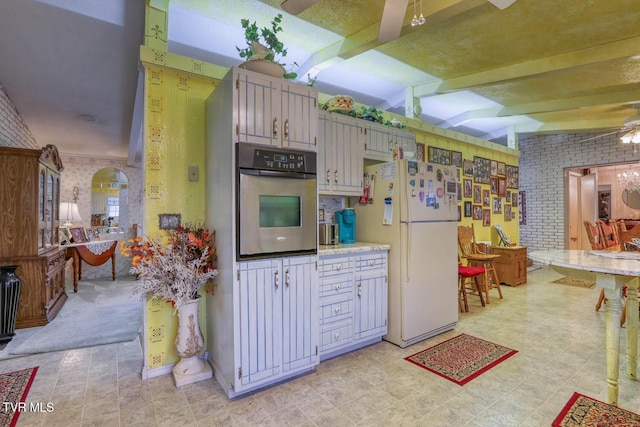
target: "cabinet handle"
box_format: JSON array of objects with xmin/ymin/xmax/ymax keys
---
[
  {"xmin": 284, "ymin": 119, "xmax": 289, "ymax": 138},
  {"xmin": 369, "ymin": 260, "xmax": 375, "ymax": 266},
  {"xmin": 326, "ymin": 169, "xmax": 331, "ymax": 183},
  {"xmin": 334, "ymin": 284, "xmax": 341, "ymax": 290},
  {"xmin": 334, "ymin": 170, "xmax": 338, "ymax": 184},
  {"xmin": 274, "ymin": 270, "xmax": 279, "ymax": 288},
  {"xmin": 335, "ymin": 333, "xmax": 340, "ymax": 339},
  {"xmin": 273, "ymin": 117, "xmax": 278, "ymax": 137},
  {"xmin": 334, "ymin": 307, "xmax": 340, "ymax": 313},
  {"xmin": 357, "ymin": 283, "xmax": 362, "ymax": 297},
  {"xmin": 285, "ymin": 268, "xmax": 290, "ymax": 288},
  {"xmin": 336, "ymin": 264, "xmax": 342, "ymax": 271}
]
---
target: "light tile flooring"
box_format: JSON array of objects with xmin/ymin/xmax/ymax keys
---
[{"xmin": 4, "ymin": 266, "xmax": 640, "ymax": 426}]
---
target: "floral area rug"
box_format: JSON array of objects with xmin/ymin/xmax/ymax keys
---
[
  {"xmin": 552, "ymin": 277, "xmax": 596, "ymax": 289},
  {"xmin": 404, "ymin": 333, "xmax": 517, "ymax": 385},
  {"xmin": 0, "ymin": 367, "xmax": 38, "ymax": 427},
  {"xmin": 552, "ymin": 392, "xmax": 640, "ymax": 426}
]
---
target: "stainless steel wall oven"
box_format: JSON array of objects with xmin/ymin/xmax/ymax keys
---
[{"xmin": 236, "ymin": 143, "xmax": 317, "ymax": 259}]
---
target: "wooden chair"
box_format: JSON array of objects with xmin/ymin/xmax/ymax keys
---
[
  {"xmin": 597, "ymin": 219, "xmax": 621, "ymax": 250},
  {"xmin": 583, "ymin": 220, "xmax": 604, "ymax": 250},
  {"xmin": 458, "ymin": 263, "xmax": 486, "ymax": 312},
  {"xmin": 458, "ymin": 223, "xmax": 503, "ymax": 303}
]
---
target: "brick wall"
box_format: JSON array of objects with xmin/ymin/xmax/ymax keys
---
[
  {"xmin": 519, "ymin": 132, "xmax": 636, "ymax": 252},
  {"xmin": 0, "ymin": 83, "xmax": 38, "ymax": 149}
]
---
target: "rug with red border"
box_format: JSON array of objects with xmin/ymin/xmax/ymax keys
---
[
  {"xmin": 552, "ymin": 392, "xmax": 640, "ymax": 426},
  {"xmin": 404, "ymin": 333, "xmax": 517, "ymax": 385},
  {"xmin": 0, "ymin": 367, "xmax": 38, "ymax": 427}
]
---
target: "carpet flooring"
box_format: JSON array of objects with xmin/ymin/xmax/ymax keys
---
[
  {"xmin": 405, "ymin": 333, "xmax": 518, "ymax": 385},
  {"xmin": 552, "ymin": 392, "xmax": 640, "ymax": 426},
  {"xmin": 0, "ymin": 367, "xmax": 38, "ymax": 427},
  {"xmin": 0, "ymin": 277, "xmax": 141, "ymax": 359}
]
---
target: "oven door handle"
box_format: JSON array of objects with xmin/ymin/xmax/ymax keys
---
[{"xmin": 238, "ymin": 168, "xmax": 316, "ymax": 179}]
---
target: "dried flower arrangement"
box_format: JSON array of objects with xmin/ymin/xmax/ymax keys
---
[{"xmin": 120, "ymin": 225, "xmax": 218, "ymax": 311}]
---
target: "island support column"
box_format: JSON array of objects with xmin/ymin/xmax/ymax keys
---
[
  {"xmin": 598, "ymin": 273, "xmax": 626, "ymax": 405},
  {"xmin": 626, "ymin": 278, "xmax": 638, "ymax": 382}
]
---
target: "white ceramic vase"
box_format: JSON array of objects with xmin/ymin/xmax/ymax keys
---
[{"xmin": 173, "ymin": 296, "xmax": 205, "ymax": 377}]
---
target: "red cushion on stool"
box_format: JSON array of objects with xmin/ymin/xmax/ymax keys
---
[{"xmin": 458, "ymin": 265, "xmax": 485, "ymax": 277}]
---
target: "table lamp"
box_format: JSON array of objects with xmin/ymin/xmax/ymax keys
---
[{"xmin": 60, "ymin": 202, "xmax": 82, "ymax": 227}]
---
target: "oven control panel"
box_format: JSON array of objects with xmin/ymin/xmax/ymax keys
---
[{"xmin": 237, "ymin": 143, "xmax": 317, "ymax": 174}]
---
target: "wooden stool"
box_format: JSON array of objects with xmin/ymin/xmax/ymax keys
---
[
  {"xmin": 458, "ymin": 265, "xmax": 486, "ymax": 312},
  {"xmin": 466, "ymin": 253, "xmax": 503, "ymax": 304}
]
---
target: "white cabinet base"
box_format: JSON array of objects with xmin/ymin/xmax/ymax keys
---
[{"xmin": 320, "ymin": 336, "xmax": 383, "ymax": 362}]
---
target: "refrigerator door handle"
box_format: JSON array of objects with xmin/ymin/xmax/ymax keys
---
[{"xmin": 405, "ymin": 222, "xmax": 411, "ymax": 282}]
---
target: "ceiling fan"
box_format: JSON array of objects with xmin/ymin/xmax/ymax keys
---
[
  {"xmin": 280, "ymin": 0, "xmax": 517, "ymax": 42},
  {"xmin": 579, "ymin": 105, "xmax": 640, "ymax": 144}
]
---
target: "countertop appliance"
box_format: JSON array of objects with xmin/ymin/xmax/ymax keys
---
[
  {"xmin": 335, "ymin": 208, "xmax": 356, "ymax": 244},
  {"xmin": 236, "ymin": 143, "xmax": 317, "ymax": 259},
  {"xmin": 354, "ymin": 159, "xmax": 458, "ymax": 347},
  {"xmin": 318, "ymin": 223, "xmax": 339, "ymax": 245}
]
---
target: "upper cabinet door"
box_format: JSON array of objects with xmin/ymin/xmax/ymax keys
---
[
  {"xmin": 235, "ymin": 69, "xmax": 318, "ymax": 151},
  {"xmin": 330, "ymin": 113, "xmax": 364, "ymax": 196},
  {"xmin": 280, "ymin": 82, "xmax": 317, "ymax": 152},
  {"xmin": 317, "ymin": 110, "xmax": 332, "ymax": 194},
  {"xmin": 363, "ymin": 121, "xmax": 393, "ymax": 161},
  {"xmin": 236, "ymin": 69, "xmax": 281, "ymax": 147}
]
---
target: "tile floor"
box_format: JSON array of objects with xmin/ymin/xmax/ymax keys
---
[{"xmin": 4, "ymin": 265, "xmax": 640, "ymax": 426}]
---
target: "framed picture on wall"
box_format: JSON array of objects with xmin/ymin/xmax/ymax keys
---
[
  {"xmin": 505, "ymin": 205, "xmax": 512, "ymax": 221},
  {"xmin": 505, "ymin": 191, "xmax": 511, "ymax": 203},
  {"xmin": 464, "ymin": 179, "xmax": 472, "ymax": 198},
  {"xmin": 483, "ymin": 209, "xmax": 491, "ymax": 226},
  {"xmin": 490, "ymin": 177, "xmax": 498, "ymax": 194},
  {"xmin": 490, "ymin": 160, "xmax": 498, "ymax": 177},
  {"xmin": 450, "ymin": 150, "xmax": 462, "ymax": 167},
  {"xmin": 512, "ymin": 193, "xmax": 518, "ymax": 207},
  {"xmin": 415, "ymin": 143, "xmax": 425, "ymax": 162},
  {"xmin": 482, "ymin": 189, "xmax": 490, "ymax": 206},
  {"xmin": 463, "ymin": 159, "xmax": 474, "ymax": 176},
  {"xmin": 497, "ymin": 161, "xmax": 506, "ymax": 176},
  {"xmin": 493, "ymin": 197, "xmax": 503, "ymax": 214},
  {"xmin": 428, "ymin": 146, "xmax": 451, "ymax": 165},
  {"xmin": 506, "ymin": 165, "xmax": 519, "ymax": 189},
  {"xmin": 473, "ymin": 205, "xmax": 483, "ymax": 220},
  {"xmin": 457, "ymin": 206, "xmax": 462, "ymax": 222},
  {"xmin": 474, "ymin": 156, "xmax": 490, "ymax": 184},
  {"xmin": 464, "ymin": 201, "xmax": 472, "ymax": 217},
  {"xmin": 457, "ymin": 183, "xmax": 462, "ymax": 201},
  {"xmin": 474, "ymin": 185, "xmax": 482, "ymax": 203},
  {"xmin": 498, "ymin": 177, "xmax": 507, "ymax": 197}
]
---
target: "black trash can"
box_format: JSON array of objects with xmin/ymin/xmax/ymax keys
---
[{"xmin": 0, "ymin": 265, "xmax": 22, "ymax": 347}]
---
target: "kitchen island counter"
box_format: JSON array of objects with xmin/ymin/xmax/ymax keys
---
[{"xmin": 319, "ymin": 241, "xmax": 390, "ymax": 256}]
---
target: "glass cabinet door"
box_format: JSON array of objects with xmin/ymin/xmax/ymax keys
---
[{"xmin": 38, "ymin": 166, "xmax": 46, "ymax": 250}]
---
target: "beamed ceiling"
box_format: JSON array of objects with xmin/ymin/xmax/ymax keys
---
[{"xmin": 0, "ymin": 0, "xmax": 639, "ymax": 160}]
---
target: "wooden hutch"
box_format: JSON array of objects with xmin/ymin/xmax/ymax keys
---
[{"xmin": 0, "ymin": 145, "xmax": 67, "ymax": 328}]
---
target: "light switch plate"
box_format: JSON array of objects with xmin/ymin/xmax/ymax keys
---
[{"xmin": 188, "ymin": 165, "xmax": 199, "ymax": 182}]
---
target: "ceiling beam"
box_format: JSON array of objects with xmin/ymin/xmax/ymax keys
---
[
  {"xmin": 296, "ymin": 0, "xmax": 485, "ymax": 77},
  {"xmin": 414, "ymin": 36, "xmax": 640, "ymax": 96}
]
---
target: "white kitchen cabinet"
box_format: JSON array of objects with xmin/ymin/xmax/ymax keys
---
[
  {"xmin": 237, "ymin": 255, "xmax": 318, "ymax": 391},
  {"xmin": 236, "ymin": 68, "xmax": 318, "ymax": 151},
  {"xmin": 317, "ymin": 110, "xmax": 364, "ymax": 196},
  {"xmin": 363, "ymin": 120, "xmax": 417, "ymax": 162},
  {"xmin": 318, "ymin": 250, "xmax": 388, "ymax": 360},
  {"xmin": 355, "ymin": 253, "xmax": 388, "ymax": 340}
]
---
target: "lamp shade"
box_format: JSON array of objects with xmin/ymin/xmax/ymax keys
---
[{"xmin": 60, "ymin": 202, "xmax": 82, "ymax": 227}]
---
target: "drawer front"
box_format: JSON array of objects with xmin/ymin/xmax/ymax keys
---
[
  {"xmin": 319, "ymin": 294, "xmax": 353, "ymax": 324},
  {"xmin": 319, "ymin": 276, "xmax": 353, "ymax": 298},
  {"xmin": 320, "ymin": 322, "xmax": 353, "ymax": 350},
  {"xmin": 319, "ymin": 257, "xmax": 354, "ymax": 278},
  {"xmin": 355, "ymin": 252, "xmax": 387, "ymax": 272}
]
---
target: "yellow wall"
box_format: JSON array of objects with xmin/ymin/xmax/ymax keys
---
[{"xmin": 142, "ymin": 65, "xmax": 216, "ymax": 369}]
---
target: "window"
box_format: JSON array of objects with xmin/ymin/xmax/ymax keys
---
[{"xmin": 107, "ymin": 196, "xmax": 119, "ymax": 217}]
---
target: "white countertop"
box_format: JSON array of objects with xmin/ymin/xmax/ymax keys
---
[
  {"xmin": 318, "ymin": 241, "xmax": 390, "ymax": 256},
  {"xmin": 529, "ymin": 249, "xmax": 640, "ymax": 277}
]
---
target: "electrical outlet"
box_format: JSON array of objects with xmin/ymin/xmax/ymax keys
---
[{"xmin": 188, "ymin": 165, "xmax": 199, "ymax": 182}]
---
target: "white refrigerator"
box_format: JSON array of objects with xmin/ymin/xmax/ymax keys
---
[{"xmin": 355, "ymin": 159, "xmax": 459, "ymax": 347}]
